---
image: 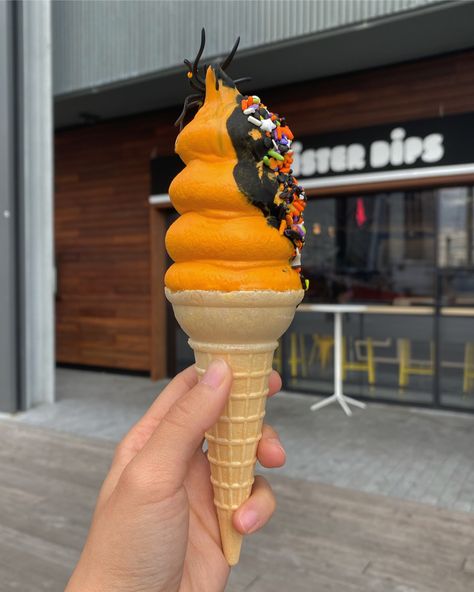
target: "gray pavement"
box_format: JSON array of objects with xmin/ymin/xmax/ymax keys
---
[
  {"xmin": 3, "ymin": 419, "xmax": 474, "ymax": 592},
  {"xmin": 15, "ymin": 367, "xmax": 474, "ymax": 513}
]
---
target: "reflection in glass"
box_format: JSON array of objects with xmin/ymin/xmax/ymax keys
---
[
  {"xmin": 305, "ymin": 191, "xmax": 435, "ymax": 304},
  {"xmin": 165, "ymin": 186, "xmax": 474, "ymax": 412},
  {"xmin": 438, "ymin": 188, "xmax": 474, "ymax": 409},
  {"xmin": 284, "ymin": 312, "xmax": 434, "ymax": 405},
  {"xmin": 286, "ymin": 189, "xmax": 438, "ymax": 405},
  {"xmin": 439, "ymin": 316, "xmax": 474, "ymax": 410},
  {"xmin": 438, "ymin": 187, "xmax": 474, "ymax": 268},
  {"xmin": 440, "ymin": 270, "xmax": 474, "ymax": 307}
]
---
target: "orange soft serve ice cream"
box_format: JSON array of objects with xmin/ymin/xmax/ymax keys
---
[
  {"xmin": 164, "ymin": 33, "xmax": 306, "ymax": 565},
  {"xmin": 165, "ymin": 64, "xmax": 307, "ymax": 292}
]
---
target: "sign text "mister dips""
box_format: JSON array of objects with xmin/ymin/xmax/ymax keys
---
[{"xmin": 289, "ymin": 113, "xmax": 474, "ymax": 180}]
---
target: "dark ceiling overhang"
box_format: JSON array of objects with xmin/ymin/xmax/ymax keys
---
[{"xmin": 54, "ymin": 1, "xmax": 474, "ymax": 130}]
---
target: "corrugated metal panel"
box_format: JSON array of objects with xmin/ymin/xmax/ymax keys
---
[{"xmin": 53, "ymin": 0, "xmax": 446, "ymax": 97}]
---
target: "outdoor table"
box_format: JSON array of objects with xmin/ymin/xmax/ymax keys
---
[
  {"xmin": 296, "ymin": 303, "xmax": 438, "ymax": 415},
  {"xmin": 297, "ymin": 303, "xmax": 369, "ymax": 416}
]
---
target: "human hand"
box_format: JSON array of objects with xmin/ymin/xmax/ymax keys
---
[{"xmin": 65, "ymin": 360, "xmax": 286, "ymax": 592}]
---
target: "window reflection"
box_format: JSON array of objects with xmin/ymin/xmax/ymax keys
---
[
  {"xmin": 285, "ymin": 312, "xmax": 435, "ymax": 405},
  {"xmin": 438, "ymin": 187, "xmax": 474, "ymax": 409},
  {"xmin": 439, "ymin": 315, "xmax": 474, "ymax": 410},
  {"xmin": 305, "ymin": 191, "xmax": 435, "ymax": 303},
  {"xmin": 438, "ymin": 187, "xmax": 474, "ymax": 268},
  {"xmin": 166, "ymin": 186, "xmax": 474, "ymax": 411}
]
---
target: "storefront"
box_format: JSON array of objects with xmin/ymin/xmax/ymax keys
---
[
  {"xmin": 149, "ymin": 54, "xmax": 474, "ymax": 412},
  {"xmin": 55, "ymin": 48, "xmax": 474, "ymax": 412},
  {"xmin": 282, "ymin": 114, "xmax": 474, "ymax": 411}
]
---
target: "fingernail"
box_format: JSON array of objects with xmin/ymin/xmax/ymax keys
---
[
  {"xmin": 201, "ymin": 359, "xmax": 228, "ymax": 388},
  {"xmin": 239, "ymin": 509, "xmax": 259, "ymax": 534}
]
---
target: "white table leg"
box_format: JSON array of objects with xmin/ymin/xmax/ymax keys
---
[
  {"xmin": 333, "ymin": 311, "xmax": 343, "ymax": 399},
  {"xmin": 343, "ymin": 395, "xmax": 367, "ymax": 409},
  {"xmin": 333, "ymin": 311, "xmax": 352, "ymax": 416},
  {"xmin": 311, "ymin": 310, "xmax": 367, "ymax": 415},
  {"xmin": 310, "ymin": 393, "xmax": 338, "ymax": 411}
]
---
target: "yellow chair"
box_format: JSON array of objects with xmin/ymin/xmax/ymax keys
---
[
  {"xmin": 342, "ymin": 337, "xmax": 376, "ymax": 385},
  {"xmin": 398, "ymin": 339, "xmax": 434, "ymax": 388},
  {"xmin": 273, "ymin": 339, "xmax": 282, "ymax": 374},
  {"xmin": 308, "ymin": 335, "xmax": 335, "ymax": 370},
  {"xmin": 463, "ymin": 343, "xmax": 474, "ymax": 393},
  {"xmin": 288, "ymin": 333, "xmax": 307, "ymax": 378}
]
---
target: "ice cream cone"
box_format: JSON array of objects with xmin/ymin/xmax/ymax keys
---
[{"xmin": 165, "ymin": 288, "xmax": 303, "ymax": 565}]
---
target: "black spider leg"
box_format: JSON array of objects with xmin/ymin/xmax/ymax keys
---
[
  {"xmin": 192, "ymin": 28, "xmax": 207, "ymax": 87},
  {"xmin": 220, "ymin": 36, "xmax": 240, "ymax": 71},
  {"xmin": 174, "ymin": 93, "xmax": 203, "ymax": 129},
  {"xmin": 233, "ymin": 77, "xmax": 252, "ymax": 85},
  {"xmin": 179, "ymin": 100, "xmax": 203, "ymax": 131},
  {"xmin": 184, "ymin": 59, "xmax": 205, "ymax": 93}
]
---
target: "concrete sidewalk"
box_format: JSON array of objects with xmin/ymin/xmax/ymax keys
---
[
  {"xmin": 1, "ymin": 419, "xmax": 474, "ymax": 592},
  {"xmin": 16, "ymin": 367, "xmax": 474, "ymax": 513}
]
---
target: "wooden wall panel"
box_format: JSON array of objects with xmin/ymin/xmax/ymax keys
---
[
  {"xmin": 55, "ymin": 49, "xmax": 474, "ymax": 373},
  {"xmin": 55, "ymin": 109, "xmax": 177, "ymax": 371},
  {"xmin": 271, "ymin": 50, "xmax": 474, "ymax": 136}
]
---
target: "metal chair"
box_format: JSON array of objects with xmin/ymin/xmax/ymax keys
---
[
  {"xmin": 308, "ymin": 334, "xmax": 335, "ymax": 370},
  {"xmin": 273, "ymin": 339, "xmax": 282, "ymax": 374},
  {"xmin": 463, "ymin": 342, "xmax": 474, "ymax": 393},
  {"xmin": 342, "ymin": 337, "xmax": 376, "ymax": 385},
  {"xmin": 288, "ymin": 333, "xmax": 307, "ymax": 378},
  {"xmin": 398, "ymin": 339, "xmax": 434, "ymax": 388}
]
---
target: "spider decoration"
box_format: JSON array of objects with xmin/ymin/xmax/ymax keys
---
[{"xmin": 175, "ymin": 28, "xmax": 251, "ymax": 130}]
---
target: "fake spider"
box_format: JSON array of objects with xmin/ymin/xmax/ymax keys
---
[{"xmin": 175, "ymin": 28, "xmax": 251, "ymax": 130}]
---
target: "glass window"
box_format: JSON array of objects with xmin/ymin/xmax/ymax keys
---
[
  {"xmin": 165, "ymin": 184, "xmax": 474, "ymax": 412},
  {"xmin": 304, "ymin": 191, "xmax": 436, "ymax": 304},
  {"xmin": 286, "ymin": 189, "xmax": 437, "ymax": 405},
  {"xmin": 438, "ymin": 186, "xmax": 474, "ymax": 409},
  {"xmin": 439, "ymin": 314, "xmax": 474, "ymax": 410},
  {"xmin": 284, "ymin": 311, "xmax": 435, "ymax": 405},
  {"xmin": 438, "ymin": 187, "xmax": 474, "ymax": 269}
]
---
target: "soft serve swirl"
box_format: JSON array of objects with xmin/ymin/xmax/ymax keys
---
[{"xmin": 165, "ymin": 65, "xmax": 306, "ymax": 292}]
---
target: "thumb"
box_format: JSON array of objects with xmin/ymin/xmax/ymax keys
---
[{"xmin": 122, "ymin": 359, "xmax": 232, "ymax": 499}]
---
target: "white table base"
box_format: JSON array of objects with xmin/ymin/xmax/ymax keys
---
[
  {"xmin": 310, "ymin": 392, "xmax": 367, "ymax": 416},
  {"xmin": 310, "ymin": 310, "xmax": 367, "ymax": 416}
]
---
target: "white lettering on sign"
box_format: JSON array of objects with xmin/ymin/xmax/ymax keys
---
[{"xmin": 291, "ymin": 128, "xmax": 445, "ymax": 177}]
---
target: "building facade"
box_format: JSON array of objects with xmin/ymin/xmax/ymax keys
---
[{"xmin": 3, "ymin": 0, "xmax": 474, "ymax": 411}]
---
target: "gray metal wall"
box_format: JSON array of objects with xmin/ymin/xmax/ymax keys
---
[
  {"xmin": 53, "ymin": 0, "xmax": 444, "ymax": 97},
  {"xmin": 18, "ymin": 0, "xmax": 55, "ymax": 408},
  {"xmin": 0, "ymin": 0, "xmax": 54, "ymax": 412}
]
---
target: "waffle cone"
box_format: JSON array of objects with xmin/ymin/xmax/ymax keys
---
[{"xmin": 165, "ymin": 288, "xmax": 303, "ymax": 565}]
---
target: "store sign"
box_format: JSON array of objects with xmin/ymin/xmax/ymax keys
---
[
  {"xmin": 292, "ymin": 128, "xmax": 445, "ymax": 177},
  {"xmin": 292, "ymin": 112, "xmax": 474, "ymax": 180},
  {"xmin": 150, "ymin": 112, "xmax": 474, "ymax": 195}
]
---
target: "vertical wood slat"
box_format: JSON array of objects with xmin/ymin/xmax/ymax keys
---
[
  {"xmin": 149, "ymin": 207, "xmax": 167, "ymax": 380},
  {"xmin": 55, "ymin": 107, "xmax": 177, "ymax": 373}
]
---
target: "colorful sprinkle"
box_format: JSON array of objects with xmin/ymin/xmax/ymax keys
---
[
  {"xmin": 268, "ymin": 149, "xmax": 284, "ymax": 161},
  {"xmin": 247, "ymin": 115, "xmax": 262, "ymax": 127},
  {"xmin": 259, "ymin": 118, "xmax": 276, "ymax": 133},
  {"xmin": 241, "ymin": 93, "xmax": 308, "ymax": 289}
]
